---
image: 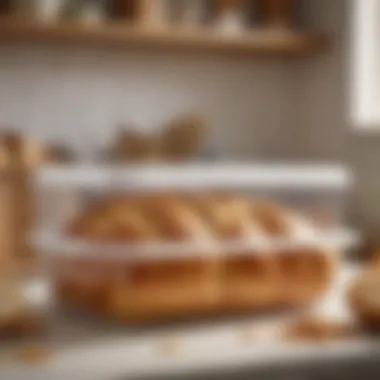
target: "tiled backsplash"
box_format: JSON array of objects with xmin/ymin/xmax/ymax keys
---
[
  {"xmin": 2, "ymin": 0, "xmax": 378, "ymax": 229},
  {"xmin": 0, "ymin": 45, "xmax": 291, "ymax": 160}
]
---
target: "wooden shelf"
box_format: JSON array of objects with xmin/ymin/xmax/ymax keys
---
[{"xmin": 0, "ymin": 17, "xmax": 330, "ymax": 56}]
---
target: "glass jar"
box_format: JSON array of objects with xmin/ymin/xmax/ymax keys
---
[
  {"xmin": 13, "ymin": 0, "xmax": 64, "ymax": 22},
  {"xmin": 168, "ymin": 0, "xmax": 205, "ymax": 28},
  {"xmin": 260, "ymin": 0, "xmax": 295, "ymax": 28},
  {"xmin": 136, "ymin": 0, "xmax": 170, "ymax": 29},
  {"xmin": 214, "ymin": 0, "xmax": 247, "ymax": 36}
]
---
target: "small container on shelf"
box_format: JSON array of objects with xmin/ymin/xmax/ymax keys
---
[
  {"xmin": 260, "ymin": 0, "xmax": 295, "ymax": 29},
  {"xmin": 79, "ymin": 0, "xmax": 107, "ymax": 25},
  {"xmin": 105, "ymin": 115, "xmax": 209, "ymax": 164},
  {"xmin": 106, "ymin": 127, "xmax": 161, "ymax": 164},
  {"xmin": 60, "ymin": 0, "xmax": 107, "ymax": 25},
  {"xmin": 213, "ymin": 0, "xmax": 248, "ymax": 37},
  {"xmin": 13, "ymin": 0, "xmax": 65, "ymax": 22},
  {"xmin": 168, "ymin": 0, "xmax": 206, "ymax": 29},
  {"xmin": 160, "ymin": 114, "xmax": 208, "ymax": 162},
  {"xmin": 109, "ymin": 0, "xmax": 138, "ymax": 22},
  {"xmin": 135, "ymin": 0, "xmax": 170, "ymax": 30}
]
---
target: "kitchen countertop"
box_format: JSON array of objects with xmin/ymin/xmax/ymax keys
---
[{"xmin": 1, "ymin": 263, "xmax": 380, "ymax": 380}]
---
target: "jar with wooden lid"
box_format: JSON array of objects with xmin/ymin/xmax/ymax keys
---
[
  {"xmin": 136, "ymin": 0, "xmax": 170, "ymax": 29},
  {"xmin": 214, "ymin": 0, "xmax": 247, "ymax": 36},
  {"xmin": 168, "ymin": 0, "xmax": 206, "ymax": 28},
  {"xmin": 260, "ymin": 0, "xmax": 295, "ymax": 28},
  {"xmin": 13, "ymin": 0, "xmax": 64, "ymax": 22},
  {"xmin": 110, "ymin": 0, "xmax": 138, "ymax": 22}
]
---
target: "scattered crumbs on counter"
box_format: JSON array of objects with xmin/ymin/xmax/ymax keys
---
[
  {"xmin": 0, "ymin": 313, "xmax": 46, "ymax": 339},
  {"xmin": 15, "ymin": 344, "xmax": 52, "ymax": 366},
  {"xmin": 281, "ymin": 316, "xmax": 362, "ymax": 343},
  {"xmin": 156, "ymin": 335, "xmax": 181, "ymax": 356},
  {"xmin": 238, "ymin": 326, "xmax": 258, "ymax": 345}
]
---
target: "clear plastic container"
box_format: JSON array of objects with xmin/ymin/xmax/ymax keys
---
[{"xmin": 32, "ymin": 163, "xmax": 356, "ymax": 323}]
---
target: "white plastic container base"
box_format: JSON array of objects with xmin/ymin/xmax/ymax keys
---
[
  {"xmin": 33, "ymin": 227, "xmax": 360, "ymax": 263},
  {"xmin": 2, "ymin": 263, "xmax": 377, "ymax": 380}
]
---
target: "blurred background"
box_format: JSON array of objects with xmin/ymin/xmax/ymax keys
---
[{"xmin": 1, "ymin": 1, "xmax": 380, "ymax": 379}]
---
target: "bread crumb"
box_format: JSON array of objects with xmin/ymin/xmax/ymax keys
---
[
  {"xmin": 282, "ymin": 317, "xmax": 360, "ymax": 343},
  {"xmin": 0, "ymin": 313, "xmax": 45, "ymax": 338},
  {"xmin": 238, "ymin": 327, "xmax": 257, "ymax": 344},
  {"xmin": 16, "ymin": 345, "xmax": 51, "ymax": 366},
  {"xmin": 157, "ymin": 336, "xmax": 180, "ymax": 356}
]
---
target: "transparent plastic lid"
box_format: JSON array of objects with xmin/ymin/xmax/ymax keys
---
[
  {"xmin": 35, "ymin": 163, "xmax": 353, "ymax": 191},
  {"xmin": 32, "ymin": 228, "xmax": 360, "ymax": 262}
]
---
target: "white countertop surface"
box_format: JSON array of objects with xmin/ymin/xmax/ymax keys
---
[{"xmin": 2, "ymin": 263, "xmax": 379, "ymax": 380}]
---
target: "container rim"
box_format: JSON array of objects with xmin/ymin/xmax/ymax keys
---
[
  {"xmin": 32, "ymin": 228, "xmax": 360, "ymax": 262},
  {"xmin": 33, "ymin": 163, "xmax": 354, "ymax": 191}
]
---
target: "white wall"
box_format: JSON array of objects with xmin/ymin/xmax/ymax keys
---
[
  {"xmin": 0, "ymin": 44, "xmax": 291, "ymax": 160},
  {"xmin": 290, "ymin": 0, "xmax": 380, "ymax": 230},
  {"xmin": 290, "ymin": 0, "xmax": 349, "ymax": 161}
]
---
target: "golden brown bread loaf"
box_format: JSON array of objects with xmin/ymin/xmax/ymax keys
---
[
  {"xmin": 188, "ymin": 194, "xmax": 281, "ymax": 309},
  {"xmin": 59, "ymin": 192, "xmax": 335, "ymax": 322}
]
